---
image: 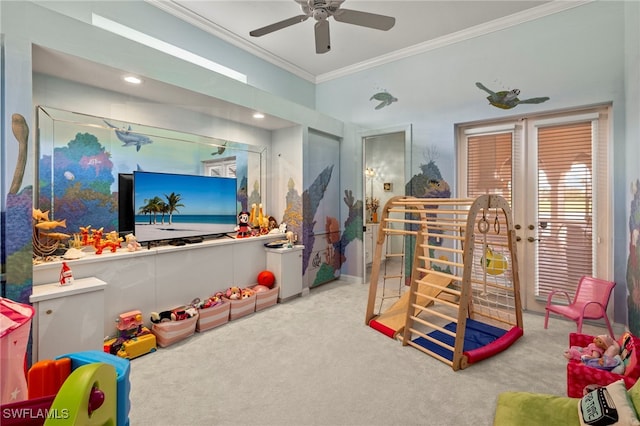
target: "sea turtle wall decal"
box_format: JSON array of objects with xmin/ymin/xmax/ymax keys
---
[
  {"xmin": 370, "ymin": 91, "xmax": 398, "ymax": 110},
  {"xmin": 476, "ymin": 82, "xmax": 549, "ymax": 109}
]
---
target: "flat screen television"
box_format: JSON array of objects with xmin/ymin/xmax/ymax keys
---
[
  {"xmin": 132, "ymin": 171, "xmax": 238, "ymax": 243},
  {"xmin": 118, "ymin": 173, "xmax": 134, "ymax": 236}
]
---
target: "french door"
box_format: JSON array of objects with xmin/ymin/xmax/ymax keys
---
[{"xmin": 457, "ymin": 105, "xmax": 612, "ymax": 313}]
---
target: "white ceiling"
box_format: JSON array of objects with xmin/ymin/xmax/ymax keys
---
[
  {"xmin": 150, "ymin": 0, "xmax": 586, "ymax": 82},
  {"xmin": 32, "ymin": 1, "xmax": 589, "ymax": 131}
]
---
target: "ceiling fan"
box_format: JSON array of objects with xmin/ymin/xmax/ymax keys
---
[{"xmin": 249, "ymin": 0, "xmax": 396, "ymax": 54}]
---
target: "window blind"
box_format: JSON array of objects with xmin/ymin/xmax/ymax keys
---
[{"xmin": 536, "ymin": 122, "xmax": 593, "ymax": 297}]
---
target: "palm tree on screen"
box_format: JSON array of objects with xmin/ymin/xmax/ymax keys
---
[{"xmin": 165, "ymin": 192, "xmax": 184, "ymax": 224}]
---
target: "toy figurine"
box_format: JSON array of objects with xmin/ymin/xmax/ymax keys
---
[
  {"xmin": 236, "ymin": 211, "xmax": 251, "ymax": 238},
  {"xmin": 125, "ymin": 233, "xmax": 142, "ymax": 251},
  {"xmin": 59, "ymin": 262, "xmax": 74, "ymax": 286}
]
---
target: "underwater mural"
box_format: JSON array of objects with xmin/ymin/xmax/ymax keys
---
[
  {"xmin": 313, "ymin": 190, "xmax": 364, "ymax": 286},
  {"xmin": 281, "ymin": 177, "xmax": 303, "ymax": 245},
  {"xmin": 36, "ymin": 107, "xmax": 259, "ymax": 244},
  {"xmin": 39, "ymin": 132, "xmax": 118, "ymax": 235},
  {"xmin": 404, "ymin": 150, "xmax": 452, "ymax": 284},
  {"xmin": 302, "ymin": 165, "xmax": 335, "ymax": 276},
  {"xmin": 4, "ymin": 114, "xmax": 33, "ymax": 303},
  {"xmin": 627, "ymin": 178, "xmax": 640, "ymax": 335}
]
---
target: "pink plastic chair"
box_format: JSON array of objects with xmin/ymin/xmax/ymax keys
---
[{"xmin": 544, "ymin": 276, "xmax": 616, "ymax": 338}]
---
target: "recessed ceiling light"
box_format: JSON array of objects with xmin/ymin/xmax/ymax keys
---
[
  {"xmin": 253, "ymin": 112, "xmax": 265, "ymax": 119},
  {"xmin": 124, "ymin": 75, "xmax": 142, "ymax": 84}
]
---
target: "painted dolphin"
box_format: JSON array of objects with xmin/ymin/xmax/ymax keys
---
[{"xmin": 104, "ymin": 120, "xmax": 153, "ymax": 152}]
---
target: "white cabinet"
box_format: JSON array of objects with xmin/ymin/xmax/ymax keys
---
[
  {"xmin": 266, "ymin": 245, "xmax": 304, "ymax": 302},
  {"xmin": 365, "ymin": 223, "xmax": 386, "ymax": 265},
  {"xmin": 30, "ymin": 277, "xmax": 106, "ymax": 362}
]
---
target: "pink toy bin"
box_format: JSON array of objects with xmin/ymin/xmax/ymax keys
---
[
  {"xmin": 1, "ymin": 297, "xmax": 34, "ymax": 405},
  {"xmin": 196, "ymin": 301, "xmax": 230, "ymax": 332},
  {"xmin": 252, "ymin": 285, "xmax": 279, "ymax": 311},
  {"xmin": 224, "ymin": 295, "xmax": 256, "ymax": 321},
  {"xmin": 151, "ymin": 314, "xmax": 198, "ymax": 347}
]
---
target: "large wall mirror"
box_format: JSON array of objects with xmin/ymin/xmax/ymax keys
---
[{"xmin": 36, "ymin": 106, "xmax": 266, "ymax": 239}]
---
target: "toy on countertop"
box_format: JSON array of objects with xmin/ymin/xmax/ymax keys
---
[
  {"xmin": 59, "ymin": 261, "xmax": 74, "ymax": 286},
  {"xmin": 235, "ymin": 211, "xmax": 251, "ymax": 238},
  {"xmin": 32, "ymin": 208, "xmax": 71, "ymax": 258},
  {"xmin": 564, "ymin": 334, "xmax": 613, "ymax": 362},
  {"xmin": 286, "ymin": 231, "xmax": 297, "ymax": 248},
  {"xmin": 79, "ymin": 225, "xmax": 92, "ymax": 245},
  {"xmin": 125, "ymin": 233, "xmax": 142, "ymax": 252}
]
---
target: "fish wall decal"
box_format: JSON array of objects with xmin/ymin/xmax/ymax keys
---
[{"xmin": 104, "ymin": 120, "xmax": 154, "ymax": 151}]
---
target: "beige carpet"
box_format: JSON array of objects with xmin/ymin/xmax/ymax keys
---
[{"xmin": 127, "ymin": 278, "xmax": 615, "ymax": 426}]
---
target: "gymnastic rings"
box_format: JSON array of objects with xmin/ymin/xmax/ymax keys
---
[{"xmin": 477, "ymin": 215, "xmax": 490, "ymax": 234}]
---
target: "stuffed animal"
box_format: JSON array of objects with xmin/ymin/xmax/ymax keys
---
[
  {"xmin": 564, "ymin": 334, "xmax": 614, "ymax": 361},
  {"xmin": 150, "ymin": 310, "xmax": 174, "ymax": 323},
  {"xmin": 241, "ymin": 288, "xmax": 255, "ymax": 299},
  {"xmin": 125, "ymin": 233, "xmax": 142, "ymax": 252},
  {"xmin": 226, "ymin": 286, "xmax": 241, "ymax": 300},
  {"xmin": 235, "ymin": 211, "xmax": 251, "ymax": 238}
]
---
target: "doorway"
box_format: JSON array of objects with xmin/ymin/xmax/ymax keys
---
[
  {"xmin": 362, "ymin": 126, "xmax": 412, "ymax": 281},
  {"xmin": 456, "ymin": 105, "xmax": 612, "ymax": 313}
]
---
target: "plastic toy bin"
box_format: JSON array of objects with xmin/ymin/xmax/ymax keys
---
[
  {"xmin": 56, "ymin": 350, "xmax": 131, "ymax": 426},
  {"xmin": 151, "ymin": 314, "xmax": 198, "ymax": 347},
  {"xmin": 196, "ymin": 302, "xmax": 230, "ymax": 332}
]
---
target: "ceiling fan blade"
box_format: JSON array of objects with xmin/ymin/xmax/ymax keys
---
[
  {"xmin": 333, "ymin": 9, "xmax": 395, "ymax": 31},
  {"xmin": 250, "ymin": 14, "xmax": 309, "ymax": 37},
  {"xmin": 315, "ymin": 20, "xmax": 331, "ymax": 54}
]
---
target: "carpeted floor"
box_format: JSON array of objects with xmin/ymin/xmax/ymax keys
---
[{"xmin": 127, "ymin": 278, "xmax": 614, "ymax": 426}]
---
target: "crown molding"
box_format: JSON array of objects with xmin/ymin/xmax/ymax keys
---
[
  {"xmin": 148, "ymin": 0, "xmax": 592, "ymax": 85},
  {"xmin": 316, "ymin": 0, "xmax": 592, "ymax": 83},
  {"xmin": 146, "ymin": 0, "xmax": 316, "ymax": 83}
]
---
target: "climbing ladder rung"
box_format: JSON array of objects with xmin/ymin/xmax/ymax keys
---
[
  {"xmin": 411, "ymin": 304, "xmax": 458, "ymax": 325},
  {"xmin": 384, "ymin": 253, "xmax": 404, "ymax": 258},
  {"xmin": 415, "ymin": 267, "xmax": 460, "ymax": 283},
  {"xmin": 383, "ymin": 274, "xmax": 403, "ymax": 279}
]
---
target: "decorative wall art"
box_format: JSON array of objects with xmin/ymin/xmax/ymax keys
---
[{"xmin": 475, "ymin": 82, "xmax": 549, "ymax": 109}]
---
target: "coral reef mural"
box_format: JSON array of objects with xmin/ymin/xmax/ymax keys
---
[
  {"xmin": 39, "ymin": 132, "xmax": 118, "ymax": 234},
  {"xmin": 302, "ymin": 165, "xmax": 334, "ymax": 275},
  {"xmin": 313, "ymin": 190, "xmax": 364, "ymax": 286},
  {"xmin": 4, "ymin": 114, "xmax": 33, "ymax": 303},
  {"xmin": 281, "ymin": 177, "xmax": 303, "ymax": 243},
  {"xmin": 628, "ymin": 178, "xmax": 640, "ymax": 334},
  {"xmin": 404, "ymin": 149, "xmax": 452, "ymax": 284}
]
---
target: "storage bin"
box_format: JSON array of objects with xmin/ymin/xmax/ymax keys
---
[
  {"xmin": 252, "ymin": 285, "xmax": 279, "ymax": 311},
  {"xmin": 224, "ymin": 296, "xmax": 256, "ymax": 321},
  {"xmin": 151, "ymin": 314, "xmax": 198, "ymax": 347},
  {"xmin": 196, "ymin": 302, "xmax": 230, "ymax": 332}
]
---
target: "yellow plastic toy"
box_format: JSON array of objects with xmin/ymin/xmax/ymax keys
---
[{"xmin": 481, "ymin": 246, "xmax": 508, "ymax": 275}]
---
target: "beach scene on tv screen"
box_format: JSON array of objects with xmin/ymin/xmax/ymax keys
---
[{"xmin": 134, "ymin": 171, "xmax": 237, "ymax": 242}]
